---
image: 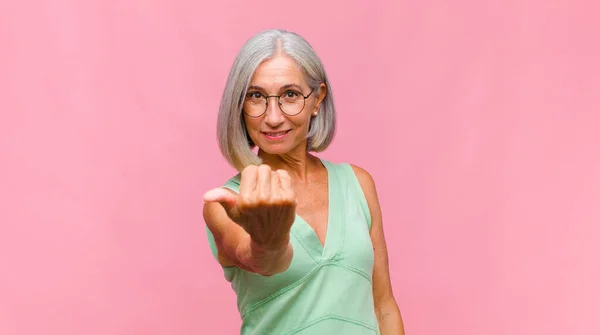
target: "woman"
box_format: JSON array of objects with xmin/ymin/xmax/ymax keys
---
[{"xmin": 203, "ymin": 29, "xmax": 405, "ymax": 334}]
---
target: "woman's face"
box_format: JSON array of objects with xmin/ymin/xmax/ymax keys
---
[{"xmin": 243, "ymin": 55, "xmax": 325, "ymax": 157}]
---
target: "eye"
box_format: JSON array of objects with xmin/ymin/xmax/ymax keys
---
[
  {"xmin": 246, "ymin": 91, "xmax": 264, "ymax": 99},
  {"xmin": 280, "ymin": 90, "xmax": 303, "ymax": 103},
  {"xmin": 284, "ymin": 90, "xmax": 300, "ymax": 98},
  {"xmin": 245, "ymin": 91, "xmax": 266, "ymax": 104}
]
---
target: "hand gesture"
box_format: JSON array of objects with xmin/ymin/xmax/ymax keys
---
[{"xmin": 203, "ymin": 165, "xmax": 296, "ymax": 250}]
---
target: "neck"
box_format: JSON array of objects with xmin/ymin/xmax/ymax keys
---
[{"xmin": 257, "ymin": 147, "xmax": 317, "ymax": 183}]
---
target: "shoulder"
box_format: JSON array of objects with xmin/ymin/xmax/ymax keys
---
[
  {"xmin": 348, "ymin": 164, "xmax": 382, "ymax": 231},
  {"xmin": 320, "ymin": 158, "xmax": 377, "ymax": 194},
  {"xmin": 349, "ymin": 164, "xmax": 377, "ymax": 194},
  {"xmin": 348, "ymin": 164, "xmax": 380, "ymax": 211}
]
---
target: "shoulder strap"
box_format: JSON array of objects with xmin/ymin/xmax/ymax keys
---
[{"xmin": 340, "ymin": 163, "xmax": 373, "ymax": 230}]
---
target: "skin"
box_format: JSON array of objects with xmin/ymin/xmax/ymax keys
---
[{"xmin": 203, "ymin": 53, "xmax": 405, "ymax": 334}]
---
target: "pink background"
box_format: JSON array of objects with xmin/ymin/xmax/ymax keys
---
[{"xmin": 1, "ymin": 1, "xmax": 598, "ymax": 334}]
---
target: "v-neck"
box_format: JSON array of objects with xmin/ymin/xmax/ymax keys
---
[{"xmin": 291, "ymin": 159, "xmax": 343, "ymax": 261}]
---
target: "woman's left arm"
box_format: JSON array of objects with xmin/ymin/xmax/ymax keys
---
[{"xmin": 352, "ymin": 165, "xmax": 405, "ymax": 335}]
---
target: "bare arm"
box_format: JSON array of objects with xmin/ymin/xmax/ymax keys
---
[{"xmin": 352, "ymin": 164, "xmax": 405, "ymax": 335}]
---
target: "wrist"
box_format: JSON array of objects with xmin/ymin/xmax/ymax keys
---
[
  {"xmin": 249, "ymin": 240, "xmax": 293, "ymax": 276},
  {"xmin": 250, "ymin": 236, "xmax": 290, "ymax": 254}
]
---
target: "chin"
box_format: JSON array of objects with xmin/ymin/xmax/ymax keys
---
[{"xmin": 258, "ymin": 144, "xmax": 292, "ymax": 155}]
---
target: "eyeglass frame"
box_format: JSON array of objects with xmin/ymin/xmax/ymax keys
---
[{"xmin": 242, "ymin": 88, "xmax": 315, "ymax": 118}]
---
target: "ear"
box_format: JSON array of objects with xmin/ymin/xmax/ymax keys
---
[{"xmin": 313, "ymin": 82, "xmax": 327, "ymax": 113}]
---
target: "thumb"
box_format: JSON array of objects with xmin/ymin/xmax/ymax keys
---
[{"xmin": 203, "ymin": 188, "xmax": 239, "ymax": 218}]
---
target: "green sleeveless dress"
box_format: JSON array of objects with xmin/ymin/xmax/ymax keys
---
[{"xmin": 206, "ymin": 159, "xmax": 381, "ymax": 334}]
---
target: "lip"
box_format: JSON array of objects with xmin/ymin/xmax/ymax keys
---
[{"xmin": 262, "ymin": 129, "xmax": 291, "ymax": 141}]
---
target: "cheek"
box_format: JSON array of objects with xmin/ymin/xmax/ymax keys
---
[
  {"xmin": 243, "ymin": 116, "xmax": 259, "ymax": 132},
  {"xmin": 292, "ymin": 115, "xmax": 313, "ymax": 132},
  {"xmin": 243, "ymin": 117, "xmax": 261, "ymax": 141}
]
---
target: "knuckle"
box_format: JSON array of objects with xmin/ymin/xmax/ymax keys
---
[
  {"xmin": 241, "ymin": 166, "xmax": 258, "ymax": 180},
  {"xmin": 240, "ymin": 193, "xmax": 252, "ymax": 205},
  {"xmin": 256, "ymin": 191, "xmax": 270, "ymax": 203},
  {"xmin": 239, "ymin": 188, "xmax": 251, "ymax": 200},
  {"xmin": 241, "ymin": 192, "xmax": 259, "ymax": 208},
  {"xmin": 243, "ymin": 165, "xmax": 257, "ymax": 174},
  {"xmin": 270, "ymin": 192, "xmax": 282, "ymax": 203},
  {"xmin": 258, "ymin": 164, "xmax": 272, "ymax": 173}
]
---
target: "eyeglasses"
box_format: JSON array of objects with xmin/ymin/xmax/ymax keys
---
[{"xmin": 243, "ymin": 88, "xmax": 314, "ymax": 118}]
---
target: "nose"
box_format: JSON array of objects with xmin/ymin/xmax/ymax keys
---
[{"xmin": 264, "ymin": 97, "xmax": 285, "ymax": 127}]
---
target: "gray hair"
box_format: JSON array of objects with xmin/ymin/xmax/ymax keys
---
[{"xmin": 216, "ymin": 29, "xmax": 336, "ymax": 171}]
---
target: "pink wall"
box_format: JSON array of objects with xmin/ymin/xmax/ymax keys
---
[{"xmin": 1, "ymin": 1, "xmax": 598, "ymax": 334}]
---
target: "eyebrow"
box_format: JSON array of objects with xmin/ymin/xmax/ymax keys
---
[{"xmin": 247, "ymin": 84, "xmax": 304, "ymax": 92}]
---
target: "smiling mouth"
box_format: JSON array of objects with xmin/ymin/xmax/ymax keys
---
[
  {"xmin": 263, "ymin": 130, "xmax": 290, "ymax": 136},
  {"xmin": 262, "ymin": 129, "xmax": 291, "ymax": 139}
]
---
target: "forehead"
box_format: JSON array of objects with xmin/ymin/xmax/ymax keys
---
[{"xmin": 250, "ymin": 55, "xmax": 308, "ymax": 89}]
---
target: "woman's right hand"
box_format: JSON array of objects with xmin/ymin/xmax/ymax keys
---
[{"xmin": 203, "ymin": 164, "xmax": 296, "ymax": 272}]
